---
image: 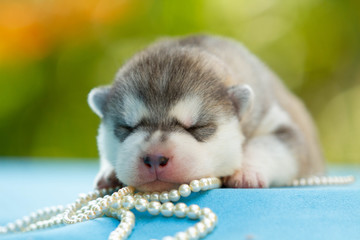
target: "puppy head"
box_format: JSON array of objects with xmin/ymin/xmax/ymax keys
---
[{"xmin": 88, "ymin": 46, "xmax": 253, "ymax": 191}]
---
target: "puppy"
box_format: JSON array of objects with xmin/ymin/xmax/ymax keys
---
[{"xmin": 88, "ymin": 35, "xmax": 325, "ymax": 191}]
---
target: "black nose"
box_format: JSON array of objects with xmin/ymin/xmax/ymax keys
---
[{"xmin": 143, "ymin": 155, "xmax": 169, "ymax": 168}]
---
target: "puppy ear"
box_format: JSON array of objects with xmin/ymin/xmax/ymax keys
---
[
  {"xmin": 227, "ymin": 84, "xmax": 254, "ymax": 120},
  {"xmin": 88, "ymin": 86, "xmax": 111, "ymax": 118}
]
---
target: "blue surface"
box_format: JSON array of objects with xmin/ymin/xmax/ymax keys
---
[{"xmin": 1, "ymin": 158, "xmax": 360, "ymax": 240}]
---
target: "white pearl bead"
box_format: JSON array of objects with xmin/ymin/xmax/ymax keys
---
[
  {"xmin": 175, "ymin": 231, "xmax": 188, "ymax": 240},
  {"xmin": 307, "ymin": 178, "xmax": 314, "ymax": 185},
  {"xmin": 160, "ymin": 202, "xmax": 174, "ymax": 217},
  {"xmin": 90, "ymin": 205, "xmax": 102, "ymax": 215},
  {"xmin": 114, "ymin": 210, "xmax": 122, "ymax": 220},
  {"xmin": 14, "ymin": 219, "xmax": 24, "ymax": 229},
  {"xmin": 134, "ymin": 193, "xmax": 143, "ymax": 199},
  {"xmin": 299, "ymin": 178, "xmax": 306, "ymax": 186},
  {"xmin": 147, "ymin": 201, "xmax": 161, "ymax": 215},
  {"xmin": 169, "ymin": 190, "xmax": 180, "ymax": 202},
  {"xmin": 160, "ymin": 191, "xmax": 170, "ymax": 202},
  {"xmin": 22, "ymin": 216, "xmax": 31, "ymax": 225},
  {"xmin": 174, "ymin": 203, "xmax": 188, "ymax": 218},
  {"xmin": 55, "ymin": 216, "xmax": 63, "ymax": 224},
  {"xmin": 142, "ymin": 192, "xmax": 151, "ymax": 201},
  {"xmin": 99, "ymin": 199, "xmax": 110, "ymax": 208},
  {"xmin": 110, "ymin": 199, "xmax": 120, "ymax": 208},
  {"xmin": 29, "ymin": 224, "xmax": 37, "ymax": 231},
  {"xmin": 119, "ymin": 222, "xmax": 132, "ymax": 233},
  {"xmin": 29, "ymin": 212, "xmax": 38, "ymax": 222},
  {"xmin": 187, "ymin": 205, "xmax": 200, "ymax": 219},
  {"xmin": 190, "ymin": 180, "xmax": 201, "ymax": 192},
  {"xmin": 199, "ymin": 178, "xmax": 209, "ymax": 191},
  {"xmin": 121, "ymin": 211, "xmax": 135, "ymax": 223},
  {"xmin": 150, "ymin": 192, "xmax": 160, "ymax": 201},
  {"xmin": 186, "ymin": 226, "xmax": 199, "ymax": 240},
  {"xmin": 212, "ymin": 178, "xmax": 222, "ymax": 188},
  {"xmin": 134, "ymin": 198, "xmax": 148, "ymax": 212},
  {"xmin": 206, "ymin": 212, "xmax": 218, "ymax": 224},
  {"xmin": 195, "ymin": 222, "xmax": 207, "ymax": 238},
  {"xmin": 80, "ymin": 206, "xmax": 89, "ymax": 213},
  {"xmin": 313, "ymin": 176, "xmax": 321, "ymax": 185},
  {"xmin": 179, "ymin": 184, "xmax": 191, "ymax": 197},
  {"xmin": 85, "ymin": 210, "xmax": 96, "ymax": 219},
  {"xmin": 77, "ymin": 214, "xmax": 86, "ymax": 221},
  {"xmin": 36, "ymin": 209, "xmax": 46, "ymax": 220},
  {"xmin": 320, "ymin": 176, "xmax": 328, "ymax": 185},
  {"xmin": 121, "ymin": 217, "xmax": 135, "ymax": 228},
  {"xmin": 292, "ymin": 179, "xmax": 299, "ymax": 186},
  {"xmin": 202, "ymin": 218, "xmax": 214, "ymax": 232},
  {"xmin": 7, "ymin": 223, "xmax": 16, "ymax": 232},
  {"xmin": 36, "ymin": 222, "xmax": 44, "ymax": 229},
  {"xmin": 111, "ymin": 192, "xmax": 121, "ymax": 200},
  {"xmin": 113, "ymin": 227, "xmax": 126, "ymax": 238},
  {"xmin": 199, "ymin": 207, "xmax": 212, "ymax": 218},
  {"xmin": 162, "ymin": 236, "xmax": 176, "ymax": 240},
  {"xmin": 121, "ymin": 195, "xmax": 135, "ymax": 209}
]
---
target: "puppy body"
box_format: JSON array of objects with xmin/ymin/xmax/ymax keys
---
[{"xmin": 89, "ymin": 35, "xmax": 325, "ymax": 191}]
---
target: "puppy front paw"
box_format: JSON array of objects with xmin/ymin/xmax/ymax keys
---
[
  {"xmin": 223, "ymin": 167, "xmax": 269, "ymax": 188},
  {"xmin": 94, "ymin": 168, "xmax": 123, "ymax": 190}
]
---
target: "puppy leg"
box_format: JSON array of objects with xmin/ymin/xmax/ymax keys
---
[
  {"xmin": 94, "ymin": 158, "xmax": 123, "ymax": 189},
  {"xmin": 224, "ymin": 134, "xmax": 298, "ymax": 188}
]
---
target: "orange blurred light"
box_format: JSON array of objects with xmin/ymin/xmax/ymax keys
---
[
  {"xmin": 0, "ymin": 2, "xmax": 49, "ymax": 63},
  {"xmin": 0, "ymin": 0, "xmax": 132, "ymax": 65}
]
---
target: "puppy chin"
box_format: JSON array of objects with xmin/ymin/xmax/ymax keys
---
[{"xmin": 135, "ymin": 181, "xmax": 181, "ymax": 192}]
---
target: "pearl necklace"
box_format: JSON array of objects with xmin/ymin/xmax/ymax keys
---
[
  {"xmin": 0, "ymin": 175, "xmax": 355, "ymax": 240},
  {"xmin": 0, "ymin": 177, "xmax": 221, "ymax": 240}
]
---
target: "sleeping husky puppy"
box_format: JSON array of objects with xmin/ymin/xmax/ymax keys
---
[{"xmin": 88, "ymin": 35, "xmax": 325, "ymax": 191}]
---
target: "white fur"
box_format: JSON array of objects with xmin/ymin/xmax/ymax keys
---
[
  {"xmin": 243, "ymin": 135, "xmax": 298, "ymax": 186},
  {"xmin": 203, "ymin": 117, "xmax": 243, "ymax": 176},
  {"xmin": 114, "ymin": 130, "xmax": 150, "ymax": 186},
  {"xmin": 122, "ymin": 95, "xmax": 149, "ymax": 126},
  {"xmin": 242, "ymin": 104, "xmax": 298, "ymax": 186},
  {"xmin": 254, "ymin": 104, "xmax": 293, "ymax": 136},
  {"xmin": 169, "ymin": 96, "xmax": 202, "ymax": 127},
  {"xmin": 93, "ymin": 121, "xmax": 120, "ymax": 188},
  {"xmin": 227, "ymin": 84, "xmax": 254, "ymax": 119},
  {"xmin": 87, "ymin": 87, "xmax": 110, "ymax": 118},
  {"xmin": 97, "ymin": 121, "xmax": 119, "ymax": 166}
]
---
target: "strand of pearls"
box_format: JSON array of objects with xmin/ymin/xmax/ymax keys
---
[
  {"xmin": 0, "ymin": 175, "xmax": 355, "ymax": 239},
  {"xmin": 0, "ymin": 187, "xmax": 119, "ymax": 234},
  {"xmin": 0, "ymin": 177, "xmax": 222, "ymax": 240},
  {"xmin": 288, "ymin": 175, "xmax": 355, "ymax": 187}
]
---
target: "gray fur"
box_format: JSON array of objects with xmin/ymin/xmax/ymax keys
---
[{"xmin": 103, "ymin": 43, "xmax": 236, "ymax": 142}]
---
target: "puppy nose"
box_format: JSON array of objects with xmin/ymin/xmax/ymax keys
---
[{"xmin": 143, "ymin": 154, "xmax": 169, "ymax": 168}]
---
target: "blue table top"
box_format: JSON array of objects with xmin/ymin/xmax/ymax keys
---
[{"xmin": 0, "ymin": 158, "xmax": 359, "ymax": 240}]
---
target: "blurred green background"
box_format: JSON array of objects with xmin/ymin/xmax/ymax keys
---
[{"xmin": 0, "ymin": 0, "xmax": 359, "ymax": 163}]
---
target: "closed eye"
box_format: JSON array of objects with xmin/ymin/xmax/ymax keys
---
[
  {"xmin": 116, "ymin": 124, "xmax": 134, "ymax": 132},
  {"xmin": 184, "ymin": 123, "xmax": 217, "ymax": 142},
  {"xmin": 186, "ymin": 124, "xmax": 209, "ymax": 132},
  {"xmin": 113, "ymin": 123, "xmax": 136, "ymax": 142}
]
